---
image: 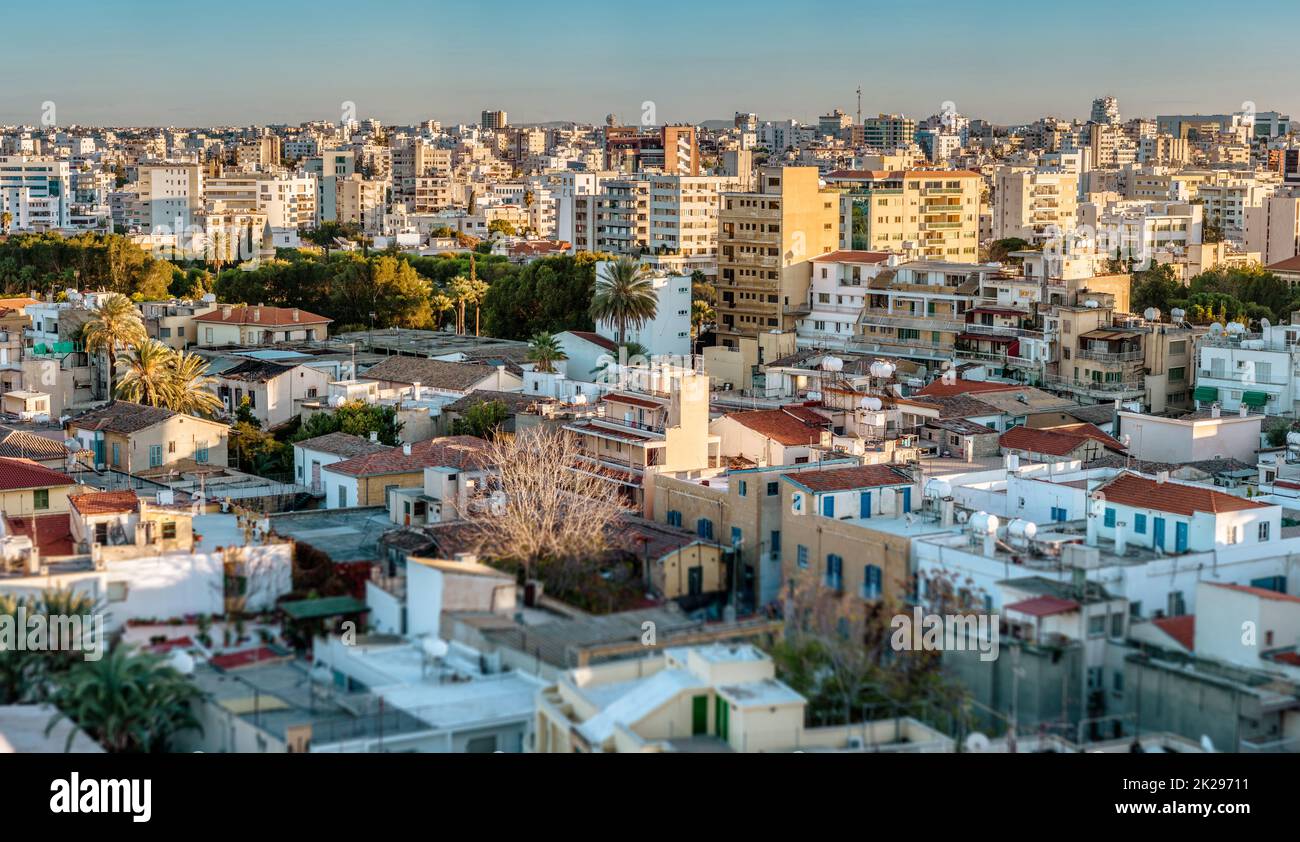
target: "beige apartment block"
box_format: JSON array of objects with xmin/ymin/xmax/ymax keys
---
[
  {"xmin": 826, "ymin": 169, "xmax": 982, "ymax": 263},
  {"xmin": 993, "ymin": 165, "xmax": 1080, "ymax": 243},
  {"xmin": 715, "ymin": 166, "xmax": 839, "ymax": 346}
]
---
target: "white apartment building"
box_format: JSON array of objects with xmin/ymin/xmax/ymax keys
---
[
  {"xmin": 1195, "ymin": 322, "xmax": 1300, "ymax": 416},
  {"xmin": 1244, "ymin": 193, "xmax": 1300, "ymax": 266},
  {"xmin": 304, "ymin": 149, "xmax": 355, "ymax": 224},
  {"xmin": 1197, "ymin": 176, "xmax": 1277, "ymax": 243},
  {"xmin": 1079, "ymin": 200, "xmax": 1202, "ymax": 262},
  {"xmin": 794, "ymin": 250, "xmax": 892, "ymax": 347},
  {"xmin": 129, "ymin": 162, "xmax": 204, "ymax": 231},
  {"xmin": 594, "ymin": 261, "xmax": 692, "ymax": 358},
  {"xmin": 648, "ymin": 174, "xmax": 741, "ymax": 273},
  {"xmin": 0, "ymin": 156, "xmax": 72, "ymax": 230},
  {"xmin": 993, "ymin": 165, "xmax": 1081, "ymax": 243}
]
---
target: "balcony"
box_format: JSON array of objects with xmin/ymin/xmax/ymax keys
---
[
  {"xmin": 1076, "ymin": 348, "xmax": 1143, "ymax": 363},
  {"xmin": 1042, "ymin": 374, "xmax": 1145, "ymax": 397}
]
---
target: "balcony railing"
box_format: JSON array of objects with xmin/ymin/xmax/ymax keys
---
[
  {"xmin": 1042, "ymin": 375, "xmax": 1145, "ymax": 395},
  {"xmin": 1076, "ymin": 348, "xmax": 1143, "ymax": 363}
]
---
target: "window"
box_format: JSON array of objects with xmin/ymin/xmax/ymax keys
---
[
  {"xmin": 112, "ymin": 442, "xmax": 121, "ymax": 467},
  {"xmin": 33, "ymin": 489, "xmax": 49, "ymax": 510},
  {"xmin": 767, "ymin": 481, "xmax": 779, "ymax": 496},
  {"xmin": 161, "ymin": 521, "xmax": 176, "ymax": 540},
  {"xmin": 1133, "ymin": 513, "xmax": 1146, "ymax": 534},
  {"xmin": 1168, "ymin": 367, "xmax": 1185, "ymax": 382},
  {"xmin": 797, "ymin": 545, "xmax": 809, "ymax": 569},
  {"xmin": 1103, "ymin": 507, "xmax": 1116, "ymax": 528},
  {"xmin": 770, "ymin": 530, "xmax": 781, "ymax": 556},
  {"xmin": 825, "ymin": 554, "xmax": 843, "ymax": 590},
  {"xmin": 696, "ymin": 518, "xmax": 714, "ymax": 540},
  {"xmin": 337, "ymin": 486, "xmax": 348, "ymax": 508},
  {"xmin": 737, "ymin": 480, "xmax": 747, "ymax": 497},
  {"xmin": 196, "ymin": 441, "xmax": 208, "ymax": 464},
  {"xmin": 149, "ymin": 445, "xmax": 163, "ymax": 468},
  {"xmin": 1110, "ymin": 612, "xmax": 1124, "ymax": 638},
  {"xmin": 1088, "ymin": 615, "xmax": 1106, "ymax": 637},
  {"xmin": 1259, "ymin": 522, "xmax": 1270, "ymax": 541},
  {"xmin": 731, "ymin": 526, "xmax": 742, "ymax": 547},
  {"xmin": 106, "ymin": 581, "xmax": 129, "ymax": 603},
  {"xmin": 862, "ymin": 564, "xmax": 882, "ymax": 599},
  {"xmin": 667, "ymin": 510, "xmax": 682, "ymax": 528}
]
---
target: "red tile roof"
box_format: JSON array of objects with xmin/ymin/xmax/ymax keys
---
[
  {"xmin": 194, "ymin": 305, "xmax": 331, "ymax": 326},
  {"xmin": 914, "ymin": 379, "xmax": 1023, "ymax": 398},
  {"xmin": 1151, "ymin": 615, "xmax": 1195, "ymax": 651},
  {"xmin": 720, "ymin": 409, "xmax": 825, "ymax": 447},
  {"xmin": 1000, "ymin": 423, "xmax": 1124, "ymax": 457},
  {"xmin": 1095, "ymin": 472, "xmax": 1270, "ymax": 517},
  {"xmin": 1005, "ymin": 595, "xmax": 1080, "ymax": 617},
  {"xmin": 209, "ymin": 647, "xmax": 291, "ymax": 670},
  {"xmin": 0, "ymin": 457, "xmax": 76, "ymax": 492},
  {"xmin": 780, "ymin": 405, "xmax": 830, "ymax": 427},
  {"xmin": 785, "ymin": 464, "xmax": 912, "ymax": 493},
  {"xmin": 69, "ymin": 490, "xmax": 140, "ymax": 516},
  {"xmin": 6, "ymin": 513, "xmax": 75, "ymax": 555},
  {"xmin": 323, "ymin": 435, "xmax": 490, "ymax": 477},
  {"xmin": 1207, "ymin": 583, "xmax": 1300, "ymax": 604},
  {"xmin": 1265, "ymin": 254, "xmax": 1300, "ymax": 273},
  {"xmin": 567, "ymin": 331, "xmax": 618, "ymax": 353}
]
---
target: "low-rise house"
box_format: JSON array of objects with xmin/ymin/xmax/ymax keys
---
[
  {"xmin": 65, "ymin": 402, "xmax": 229, "ymax": 474},
  {"xmin": 322, "ymin": 435, "xmax": 491, "ymax": 510},
  {"xmin": 534, "ymin": 643, "xmax": 953, "ymax": 753},
  {"xmin": 212, "ymin": 360, "xmax": 332, "ymax": 428},
  {"xmin": 0, "ymin": 457, "xmax": 78, "ymax": 564},
  {"xmin": 293, "ymin": 432, "xmax": 392, "ymax": 496},
  {"xmin": 67, "ymin": 489, "xmax": 193, "ymax": 558},
  {"xmin": 193, "ymin": 304, "xmax": 332, "ymax": 346},
  {"xmin": 999, "ymin": 423, "xmax": 1125, "ymax": 464},
  {"xmin": 139, "ymin": 297, "xmax": 219, "ymax": 350},
  {"xmin": 0, "ymin": 426, "xmax": 69, "ymax": 468},
  {"xmin": 710, "ymin": 406, "xmax": 832, "ymax": 466}
]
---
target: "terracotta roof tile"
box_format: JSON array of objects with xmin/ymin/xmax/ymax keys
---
[
  {"xmin": 361, "ymin": 356, "xmax": 499, "ymax": 391},
  {"xmin": 719, "ymin": 409, "xmax": 825, "ymax": 447},
  {"xmin": 914, "ymin": 380, "xmax": 1023, "ymax": 397},
  {"xmin": 1207, "ymin": 583, "xmax": 1300, "ymax": 604},
  {"xmin": 0, "ymin": 428, "xmax": 68, "ymax": 461},
  {"xmin": 999, "ymin": 423, "xmax": 1124, "ymax": 457},
  {"xmin": 1005, "ymin": 595, "xmax": 1080, "ymax": 617},
  {"xmin": 69, "ymin": 490, "xmax": 140, "ymax": 516},
  {"xmin": 0, "ymin": 457, "xmax": 76, "ymax": 491},
  {"xmin": 194, "ymin": 305, "xmax": 331, "ymax": 326},
  {"xmin": 323, "ymin": 435, "xmax": 490, "ymax": 477},
  {"xmin": 1151, "ymin": 615, "xmax": 1195, "ymax": 651},
  {"xmin": 784, "ymin": 464, "xmax": 912, "ymax": 493},
  {"xmin": 1094, "ymin": 471, "xmax": 1270, "ymax": 517},
  {"xmin": 293, "ymin": 432, "xmax": 392, "ymax": 459}
]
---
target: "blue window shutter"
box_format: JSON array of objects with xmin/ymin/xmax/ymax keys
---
[
  {"xmin": 822, "ymin": 495, "xmax": 835, "ymax": 517},
  {"xmin": 901, "ymin": 487, "xmax": 911, "ymax": 513},
  {"xmin": 1175, "ymin": 522, "xmax": 1188, "ymax": 553},
  {"xmin": 1104, "ymin": 507, "xmax": 1116, "ymax": 528},
  {"xmin": 860, "ymin": 491, "xmax": 871, "ymax": 519},
  {"xmin": 797, "ymin": 545, "xmax": 808, "ymax": 568},
  {"xmin": 731, "ymin": 526, "xmax": 742, "ymax": 547},
  {"xmin": 1134, "ymin": 513, "xmax": 1146, "ymax": 534},
  {"xmin": 738, "ymin": 480, "xmax": 747, "ymax": 497},
  {"xmin": 770, "ymin": 530, "xmax": 781, "ymax": 553}
]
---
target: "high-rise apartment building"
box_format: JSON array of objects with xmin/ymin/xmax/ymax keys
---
[
  {"xmin": 714, "ymin": 166, "xmax": 839, "ymax": 346},
  {"xmin": 993, "ymin": 165, "xmax": 1080, "ymax": 243},
  {"xmin": 0, "ymin": 156, "xmax": 71, "ymax": 230},
  {"xmin": 481, "ymin": 110, "xmax": 508, "ymax": 130}
]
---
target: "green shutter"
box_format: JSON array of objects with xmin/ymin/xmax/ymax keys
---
[
  {"xmin": 1193, "ymin": 385, "xmax": 1218, "ymax": 403},
  {"xmin": 1242, "ymin": 391, "xmax": 1268, "ymax": 408}
]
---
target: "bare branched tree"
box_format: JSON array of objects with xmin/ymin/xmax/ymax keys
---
[{"xmin": 464, "ymin": 426, "xmax": 629, "ymax": 584}]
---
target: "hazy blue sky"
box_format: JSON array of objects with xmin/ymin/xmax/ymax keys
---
[{"xmin": 2, "ymin": 0, "xmax": 1295, "ymax": 127}]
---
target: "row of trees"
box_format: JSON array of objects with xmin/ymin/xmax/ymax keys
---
[
  {"xmin": 0, "ymin": 232, "xmax": 178, "ymax": 300},
  {"xmin": 1131, "ymin": 263, "xmax": 1298, "ymax": 325}
]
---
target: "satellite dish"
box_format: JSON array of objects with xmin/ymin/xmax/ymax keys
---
[
  {"xmin": 964, "ymin": 732, "xmax": 991, "ymax": 752},
  {"xmin": 1227, "ymin": 321, "xmax": 1246, "ymax": 335},
  {"xmin": 1209, "ymin": 323, "xmax": 1223, "ymax": 336},
  {"xmin": 422, "ymin": 637, "xmax": 450, "ymax": 659},
  {"xmin": 1143, "ymin": 307, "xmax": 1160, "ymax": 321},
  {"xmin": 1170, "ymin": 307, "xmax": 1186, "ymax": 322},
  {"xmin": 572, "ymin": 393, "xmax": 588, "ymax": 405}
]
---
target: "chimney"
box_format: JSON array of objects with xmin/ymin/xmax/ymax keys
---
[
  {"xmin": 221, "ymin": 304, "xmax": 232, "ymax": 319},
  {"xmin": 1114, "ymin": 521, "xmax": 1127, "ymax": 556},
  {"xmin": 1156, "ymin": 470, "xmax": 1168, "ymax": 484},
  {"xmin": 402, "ymin": 442, "xmax": 412, "ymax": 456},
  {"xmin": 412, "ymin": 381, "xmax": 421, "ymax": 400},
  {"xmin": 253, "ymin": 306, "xmax": 261, "ymax": 322},
  {"xmin": 292, "ymin": 308, "xmax": 300, "ymax": 322},
  {"xmin": 1086, "ymin": 498, "xmax": 1100, "ymax": 546}
]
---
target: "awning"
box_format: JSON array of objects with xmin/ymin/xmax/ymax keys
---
[
  {"xmin": 1242, "ymin": 391, "xmax": 1268, "ymax": 408},
  {"xmin": 1193, "ymin": 386, "xmax": 1218, "ymax": 402}
]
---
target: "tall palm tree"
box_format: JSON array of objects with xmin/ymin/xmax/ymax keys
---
[
  {"xmin": 45, "ymin": 646, "xmax": 204, "ymax": 753},
  {"xmin": 527, "ymin": 332, "xmax": 568, "ymax": 374},
  {"xmin": 590, "ymin": 257, "xmax": 658, "ymax": 347},
  {"xmin": 81, "ymin": 293, "xmax": 146, "ymax": 401},
  {"xmin": 115, "ymin": 340, "xmax": 175, "ymax": 406},
  {"xmin": 168, "ymin": 351, "xmax": 224, "ymax": 417}
]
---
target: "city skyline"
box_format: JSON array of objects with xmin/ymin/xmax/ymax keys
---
[{"xmin": 2, "ymin": 0, "xmax": 1297, "ymax": 127}]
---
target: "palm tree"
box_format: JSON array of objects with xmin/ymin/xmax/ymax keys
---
[
  {"xmin": 45, "ymin": 646, "xmax": 204, "ymax": 753},
  {"xmin": 590, "ymin": 257, "xmax": 658, "ymax": 347},
  {"xmin": 168, "ymin": 351, "xmax": 224, "ymax": 417},
  {"xmin": 115, "ymin": 340, "xmax": 175, "ymax": 406},
  {"xmin": 81, "ymin": 293, "xmax": 146, "ymax": 401},
  {"xmin": 527, "ymin": 332, "xmax": 568, "ymax": 374}
]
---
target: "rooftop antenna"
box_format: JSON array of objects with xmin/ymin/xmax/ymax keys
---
[{"xmin": 856, "ymin": 86, "xmax": 862, "ymax": 126}]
